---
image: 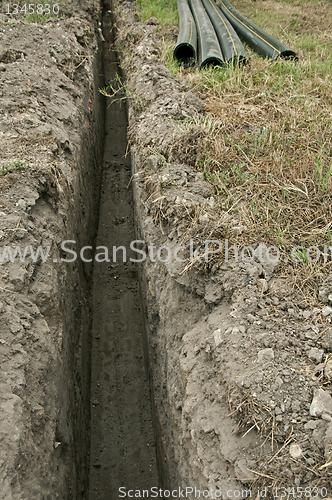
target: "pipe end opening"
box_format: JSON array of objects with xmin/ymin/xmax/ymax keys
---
[
  {"xmin": 173, "ymin": 44, "xmax": 196, "ymax": 67},
  {"xmin": 280, "ymin": 50, "xmax": 298, "ymax": 60},
  {"xmin": 200, "ymin": 57, "xmax": 224, "ymax": 69}
]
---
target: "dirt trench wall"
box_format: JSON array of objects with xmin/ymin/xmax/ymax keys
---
[
  {"xmin": 0, "ymin": 2, "xmax": 104, "ymax": 498},
  {"xmin": 115, "ymin": 0, "xmax": 251, "ymax": 491}
]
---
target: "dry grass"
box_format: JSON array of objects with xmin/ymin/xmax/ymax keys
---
[{"xmin": 157, "ymin": 0, "xmax": 332, "ymax": 301}]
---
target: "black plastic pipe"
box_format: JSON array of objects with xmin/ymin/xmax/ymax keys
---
[
  {"xmin": 174, "ymin": 0, "xmax": 197, "ymax": 67},
  {"xmin": 201, "ymin": 0, "xmax": 247, "ymax": 64},
  {"xmin": 189, "ymin": 0, "xmax": 224, "ymax": 68},
  {"xmin": 216, "ymin": 0, "xmax": 297, "ymax": 60}
]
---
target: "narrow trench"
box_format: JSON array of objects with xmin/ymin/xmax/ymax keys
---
[{"xmin": 88, "ymin": 2, "xmax": 160, "ymax": 497}]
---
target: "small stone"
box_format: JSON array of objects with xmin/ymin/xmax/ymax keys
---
[
  {"xmin": 247, "ymin": 314, "xmax": 255, "ymax": 324},
  {"xmin": 292, "ymin": 400, "xmax": 301, "ymax": 412},
  {"xmin": 146, "ymin": 16, "xmax": 158, "ymax": 25},
  {"xmin": 0, "ymin": 63, "xmax": 6, "ymax": 72},
  {"xmin": 303, "ymin": 310, "xmax": 312, "ymax": 320},
  {"xmin": 310, "ymin": 388, "xmax": 332, "ymax": 418},
  {"xmin": 304, "ymin": 420, "xmax": 318, "ymax": 431},
  {"xmin": 204, "ymin": 283, "xmax": 223, "ymax": 304},
  {"xmin": 318, "ymin": 288, "xmax": 329, "ymax": 303},
  {"xmin": 232, "ymin": 224, "xmax": 247, "ymax": 235},
  {"xmin": 207, "ymin": 197, "xmax": 216, "ymax": 209},
  {"xmin": 16, "ymin": 199, "xmax": 27, "ymax": 210},
  {"xmin": 183, "ymin": 91, "xmax": 204, "ymax": 112},
  {"xmin": 289, "ymin": 443, "xmax": 302, "ymax": 459},
  {"xmin": 314, "ymin": 362, "xmax": 326, "ymax": 373},
  {"xmin": 324, "ymin": 421, "xmax": 332, "ymax": 459},
  {"xmin": 213, "ymin": 328, "xmax": 223, "ymax": 347},
  {"xmin": 199, "ymin": 214, "xmax": 209, "ymax": 225},
  {"xmin": 148, "ymin": 155, "xmax": 162, "ymax": 171},
  {"xmin": 308, "ymin": 347, "xmax": 324, "ymax": 364},
  {"xmin": 321, "ymin": 328, "xmax": 332, "ymax": 351},
  {"xmin": 328, "ymin": 294, "xmax": 332, "ymax": 305},
  {"xmin": 257, "ymin": 279, "xmax": 268, "ymax": 293},
  {"xmin": 325, "ymin": 360, "xmax": 332, "ymax": 379},
  {"xmin": 257, "ymin": 348, "xmax": 274, "ymax": 364},
  {"xmin": 322, "ymin": 306, "xmax": 332, "ymax": 317}
]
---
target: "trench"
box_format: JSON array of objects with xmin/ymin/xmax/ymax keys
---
[{"xmin": 87, "ymin": 2, "xmax": 161, "ymax": 497}]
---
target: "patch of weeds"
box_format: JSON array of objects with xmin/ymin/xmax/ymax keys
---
[
  {"xmin": 99, "ymin": 73, "xmax": 143, "ymax": 111},
  {"xmin": 197, "ymin": 155, "xmax": 229, "ymax": 193},
  {"xmin": 315, "ymin": 154, "xmax": 332, "ymax": 192},
  {"xmin": 1, "ymin": 161, "xmax": 31, "ymax": 176},
  {"xmin": 148, "ymin": 150, "xmax": 167, "ymax": 167},
  {"xmin": 230, "ymin": 162, "xmax": 253, "ymax": 186}
]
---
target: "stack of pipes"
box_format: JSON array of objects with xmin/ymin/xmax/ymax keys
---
[{"xmin": 173, "ymin": 0, "xmax": 297, "ymax": 68}]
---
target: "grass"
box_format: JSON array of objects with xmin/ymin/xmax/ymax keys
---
[
  {"xmin": 136, "ymin": 0, "xmax": 178, "ymax": 25},
  {"xmin": 1, "ymin": 161, "xmax": 31, "ymax": 176},
  {"xmin": 99, "ymin": 74, "xmax": 128, "ymax": 106},
  {"xmin": 135, "ymin": 0, "xmax": 332, "ymax": 300},
  {"xmin": 99, "ymin": 73, "xmax": 143, "ymax": 112}
]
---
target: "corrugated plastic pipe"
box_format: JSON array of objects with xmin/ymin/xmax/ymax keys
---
[
  {"xmin": 215, "ymin": 0, "xmax": 297, "ymax": 59},
  {"xmin": 189, "ymin": 0, "xmax": 224, "ymax": 68},
  {"xmin": 201, "ymin": 0, "xmax": 247, "ymax": 64},
  {"xmin": 173, "ymin": 0, "xmax": 197, "ymax": 67}
]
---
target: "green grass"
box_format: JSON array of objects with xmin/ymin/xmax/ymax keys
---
[
  {"xmin": 136, "ymin": 0, "xmax": 178, "ymax": 25},
  {"xmin": 1, "ymin": 161, "xmax": 31, "ymax": 176}
]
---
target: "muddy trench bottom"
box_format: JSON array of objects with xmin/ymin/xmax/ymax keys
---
[{"xmin": 88, "ymin": 7, "xmax": 159, "ymax": 499}]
